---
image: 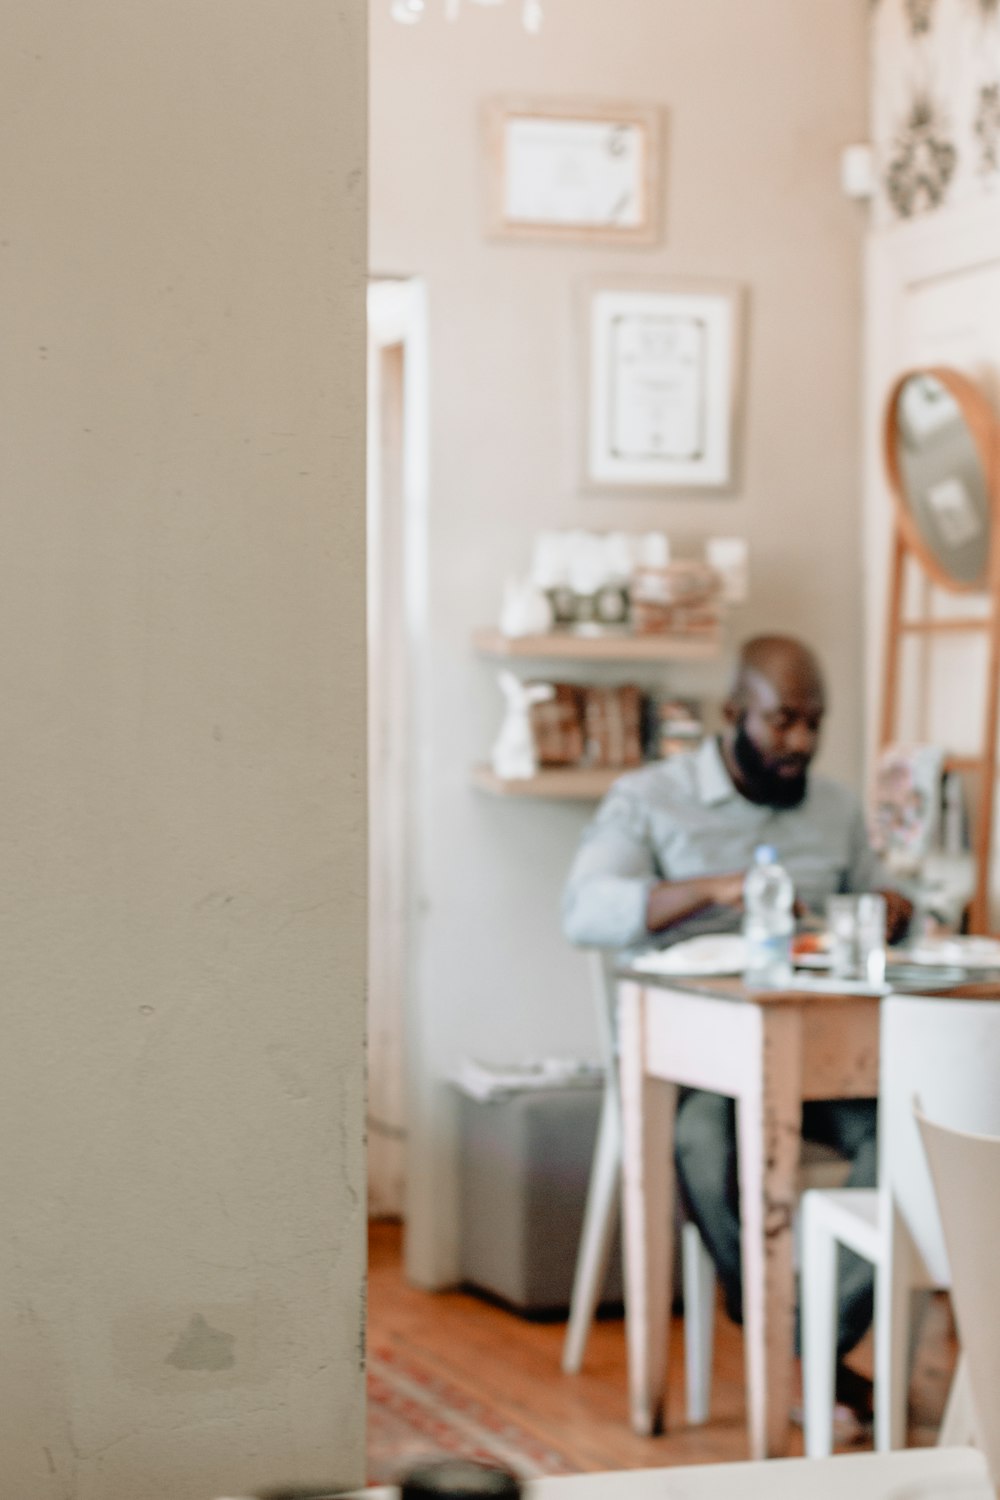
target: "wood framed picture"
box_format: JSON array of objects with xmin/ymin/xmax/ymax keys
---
[
  {"xmin": 483, "ymin": 97, "xmax": 663, "ymax": 246},
  {"xmin": 582, "ymin": 277, "xmax": 745, "ymax": 493}
]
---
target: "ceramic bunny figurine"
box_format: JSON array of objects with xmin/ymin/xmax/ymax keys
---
[{"xmin": 491, "ymin": 670, "xmax": 554, "ymax": 779}]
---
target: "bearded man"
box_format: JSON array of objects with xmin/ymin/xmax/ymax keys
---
[{"xmin": 562, "ymin": 634, "xmax": 912, "ymax": 1428}]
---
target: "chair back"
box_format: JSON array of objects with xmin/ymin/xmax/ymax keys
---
[
  {"xmin": 917, "ymin": 1110, "xmax": 1000, "ymax": 1483},
  {"xmin": 878, "ymin": 994, "xmax": 1000, "ymax": 1285}
]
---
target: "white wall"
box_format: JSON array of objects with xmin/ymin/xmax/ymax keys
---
[
  {"xmin": 371, "ymin": 0, "xmax": 871, "ymax": 1284},
  {"xmin": 0, "ymin": 3, "xmax": 367, "ymax": 1496}
]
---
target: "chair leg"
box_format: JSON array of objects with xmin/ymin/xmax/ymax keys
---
[
  {"xmin": 682, "ymin": 1220, "xmax": 716, "ymax": 1424},
  {"xmin": 562, "ymin": 1084, "xmax": 622, "ymax": 1374},
  {"xmin": 874, "ymin": 1212, "xmax": 912, "ymax": 1451},
  {"xmin": 801, "ymin": 1194, "xmax": 840, "ymax": 1458}
]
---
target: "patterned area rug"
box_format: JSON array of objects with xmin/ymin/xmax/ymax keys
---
[{"xmin": 367, "ymin": 1341, "xmax": 582, "ymax": 1485}]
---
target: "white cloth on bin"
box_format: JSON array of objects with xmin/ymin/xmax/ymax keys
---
[{"xmin": 453, "ymin": 1057, "xmax": 603, "ymax": 1102}]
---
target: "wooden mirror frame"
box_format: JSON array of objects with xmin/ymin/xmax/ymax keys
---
[
  {"xmin": 881, "ymin": 365, "xmax": 1000, "ymax": 933},
  {"xmin": 883, "ymin": 365, "xmax": 1000, "ymax": 595}
]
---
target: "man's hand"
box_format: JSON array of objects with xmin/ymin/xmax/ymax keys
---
[
  {"xmin": 707, "ymin": 871, "xmax": 746, "ymax": 910},
  {"xmin": 880, "ymin": 888, "xmax": 914, "ymax": 945}
]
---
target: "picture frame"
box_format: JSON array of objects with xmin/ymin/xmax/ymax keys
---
[
  {"xmin": 483, "ymin": 97, "xmax": 663, "ymax": 246},
  {"xmin": 582, "ymin": 277, "xmax": 745, "ymax": 493}
]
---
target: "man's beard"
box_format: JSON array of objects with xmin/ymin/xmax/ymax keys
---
[{"xmin": 733, "ymin": 722, "xmax": 809, "ymax": 809}]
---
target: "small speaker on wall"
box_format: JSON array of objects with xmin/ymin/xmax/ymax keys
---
[{"xmin": 840, "ymin": 143, "xmax": 876, "ymax": 201}]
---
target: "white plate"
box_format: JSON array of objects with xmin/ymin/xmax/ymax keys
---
[
  {"xmin": 794, "ymin": 951, "xmax": 831, "ymax": 970},
  {"xmin": 630, "ymin": 933, "xmax": 747, "ymax": 977},
  {"xmin": 898, "ymin": 937, "xmax": 1000, "ymax": 969}
]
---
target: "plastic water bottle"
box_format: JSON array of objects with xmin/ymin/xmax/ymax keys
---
[{"xmin": 743, "ymin": 845, "xmax": 794, "ymax": 988}]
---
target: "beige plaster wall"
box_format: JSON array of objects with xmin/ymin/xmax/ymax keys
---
[
  {"xmin": 0, "ymin": 3, "xmax": 367, "ymax": 1496},
  {"xmin": 371, "ymin": 0, "xmax": 870, "ymax": 1284}
]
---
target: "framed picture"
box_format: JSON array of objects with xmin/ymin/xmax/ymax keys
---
[
  {"xmin": 483, "ymin": 97, "xmax": 663, "ymax": 246},
  {"xmin": 582, "ymin": 278, "xmax": 744, "ymax": 492}
]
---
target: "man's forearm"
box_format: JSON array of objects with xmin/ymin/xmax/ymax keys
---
[{"xmin": 645, "ymin": 872, "xmax": 744, "ymax": 934}]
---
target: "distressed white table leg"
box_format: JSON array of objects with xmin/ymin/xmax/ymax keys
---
[
  {"xmin": 938, "ymin": 1357, "xmax": 976, "ymax": 1447},
  {"xmin": 620, "ymin": 980, "xmax": 678, "ymax": 1437},
  {"xmin": 736, "ymin": 1004, "xmax": 803, "ymax": 1460}
]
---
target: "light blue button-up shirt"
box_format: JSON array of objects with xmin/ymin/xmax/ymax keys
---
[{"xmin": 562, "ymin": 736, "xmax": 900, "ymax": 951}]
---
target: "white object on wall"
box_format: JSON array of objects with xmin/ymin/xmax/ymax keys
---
[
  {"xmin": 638, "ymin": 531, "xmax": 671, "ymax": 568},
  {"xmin": 705, "ymin": 535, "xmax": 749, "ymax": 603},
  {"xmin": 491, "ymin": 670, "xmax": 554, "ymax": 778},
  {"xmin": 840, "ymin": 144, "xmax": 876, "ymax": 201},
  {"xmin": 499, "ymin": 575, "xmax": 554, "ymax": 637}
]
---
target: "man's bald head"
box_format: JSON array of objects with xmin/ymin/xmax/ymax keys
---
[
  {"xmin": 721, "ymin": 634, "xmax": 826, "ymax": 808},
  {"xmin": 727, "ymin": 635, "xmax": 826, "ymax": 716}
]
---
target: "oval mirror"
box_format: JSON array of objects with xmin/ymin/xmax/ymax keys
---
[{"xmin": 884, "ymin": 368, "xmax": 998, "ymax": 592}]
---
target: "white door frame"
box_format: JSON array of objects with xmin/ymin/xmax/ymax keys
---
[{"xmin": 366, "ymin": 277, "xmax": 430, "ymax": 1224}]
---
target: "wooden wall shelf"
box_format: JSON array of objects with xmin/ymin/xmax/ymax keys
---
[
  {"xmin": 473, "ymin": 628, "xmax": 721, "ymax": 663},
  {"xmin": 471, "ymin": 764, "xmax": 622, "ymax": 799}
]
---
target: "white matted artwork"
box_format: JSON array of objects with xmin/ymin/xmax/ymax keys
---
[
  {"xmin": 583, "ymin": 279, "xmax": 744, "ymax": 492},
  {"xmin": 484, "ymin": 98, "xmax": 663, "ymax": 245}
]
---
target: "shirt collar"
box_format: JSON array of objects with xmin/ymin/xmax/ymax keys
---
[{"xmin": 696, "ymin": 735, "xmax": 739, "ymax": 807}]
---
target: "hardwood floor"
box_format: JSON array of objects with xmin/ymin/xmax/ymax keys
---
[{"xmin": 367, "ymin": 1220, "xmax": 957, "ymax": 1474}]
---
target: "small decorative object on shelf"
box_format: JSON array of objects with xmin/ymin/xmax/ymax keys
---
[
  {"xmin": 526, "ymin": 528, "xmax": 671, "ymax": 637},
  {"xmin": 630, "ymin": 559, "xmax": 723, "ymax": 636},
  {"xmin": 530, "ymin": 683, "xmax": 586, "ymax": 767},
  {"xmin": 581, "ymin": 684, "xmax": 644, "ymax": 769},
  {"xmin": 490, "ymin": 671, "xmax": 554, "ymax": 779},
  {"xmin": 498, "ymin": 575, "xmax": 554, "ymax": 637},
  {"xmin": 705, "ymin": 535, "xmax": 749, "ymax": 604},
  {"xmin": 528, "ymin": 681, "xmax": 644, "ymax": 770},
  {"xmin": 649, "ymin": 695, "xmax": 705, "ymax": 759}
]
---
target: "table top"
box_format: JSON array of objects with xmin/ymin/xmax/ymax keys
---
[{"xmin": 616, "ymin": 965, "xmax": 1000, "ymax": 1007}]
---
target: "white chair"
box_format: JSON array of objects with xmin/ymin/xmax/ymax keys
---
[
  {"xmin": 918, "ymin": 1109, "xmax": 1000, "ymax": 1484},
  {"xmin": 801, "ymin": 993, "xmax": 1000, "ymax": 1457},
  {"xmin": 563, "ymin": 952, "xmax": 849, "ymax": 1427}
]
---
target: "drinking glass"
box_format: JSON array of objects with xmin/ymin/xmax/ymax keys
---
[{"xmin": 827, "ymin": 893, "xmax": 887, "ymax": 985}]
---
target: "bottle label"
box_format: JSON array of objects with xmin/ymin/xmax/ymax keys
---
[{"xmin": 744, "ymin": 931, "xmax": 792, "ymax": 985}]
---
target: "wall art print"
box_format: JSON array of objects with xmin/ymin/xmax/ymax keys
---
[
  {"xmin": 873, "ymin": 0, "xmax": 1000, "ymax": 223},
  {"xmin": 974, "ymin": 81, "xmax": 1000, "ymax": 172},
  {"xmin": 905, "ymin": 0, "xmax": 937, "ymax": 34},
  {"xmin": 885, "ymin": 92, "xmax": 958, "ymax": 216}
]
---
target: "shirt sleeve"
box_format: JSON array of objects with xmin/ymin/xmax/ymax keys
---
[{"xmin": 562, "ymin": 783, "xmax": 661, "ymax": 949}]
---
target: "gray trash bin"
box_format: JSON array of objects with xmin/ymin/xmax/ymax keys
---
[{"xmin": 455, "ymin": 1078, "xmax": 624, "ymax": 1316}]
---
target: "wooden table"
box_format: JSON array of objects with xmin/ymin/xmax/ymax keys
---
[
  {"xmin": 617, "ymin": 967, "xmax": 1000, "ymax": 1460},
  {"xmin": 618, "ymin": 971, "xmax": 885, "ymax": 1461}
]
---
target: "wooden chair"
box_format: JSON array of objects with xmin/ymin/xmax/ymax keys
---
[
  {"xmin": 801, "ymin": 994, "xmax": 1000, "ymax": 1456},
  {"xmin": 917, "ymin": 1109, "xmax": 1000, "ymax": 1484}
]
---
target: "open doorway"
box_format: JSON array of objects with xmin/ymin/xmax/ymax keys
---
[{"xmin": 366, "ymin": 277, "xmax": 428, "ymax": 1222}]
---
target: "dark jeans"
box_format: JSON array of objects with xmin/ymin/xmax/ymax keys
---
[{"xmin": 674, "ymin": 1088, "xmax": 877, "ymax": 1358}]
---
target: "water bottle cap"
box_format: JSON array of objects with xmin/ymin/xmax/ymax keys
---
[{"xmin": 754, "ymin": 844, "xmax": 777, "ymax": 864}]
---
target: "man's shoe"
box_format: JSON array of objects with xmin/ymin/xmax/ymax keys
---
[
  {"xmin": 791, "ymin": 1361, "xmax": 874, "ymax": 1443},
  {"xmin": 835, "ymin": 1361, "xmax": 874, "ymax": 1423}
]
